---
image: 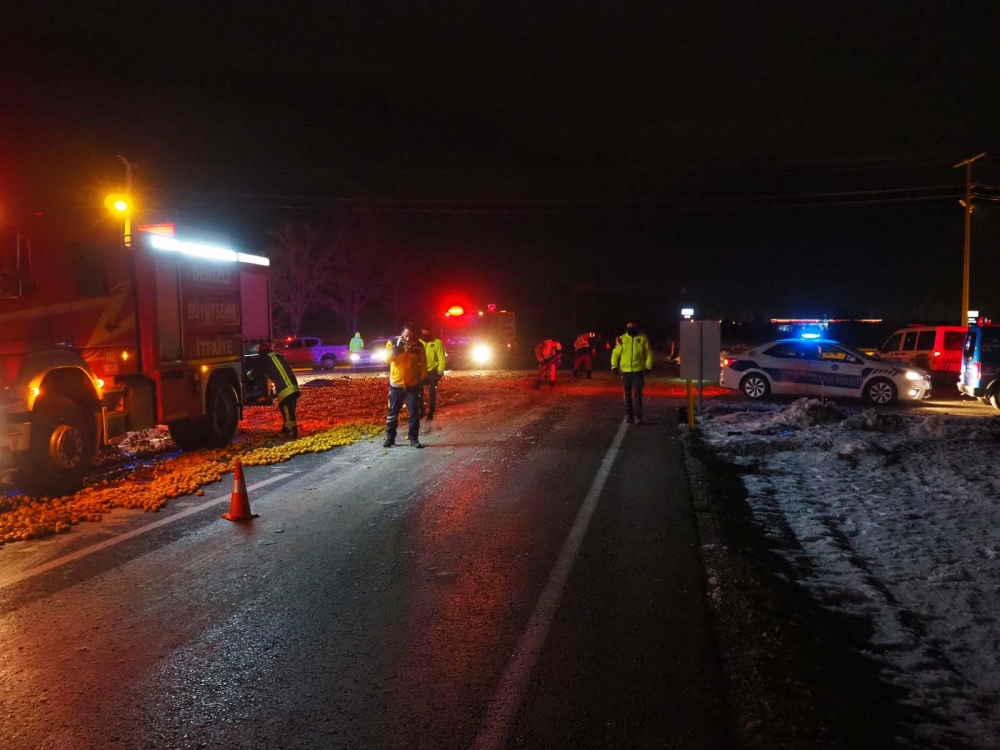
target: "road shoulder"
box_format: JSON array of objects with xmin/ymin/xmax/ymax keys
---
[{"xmin": 682, "ymin": 431, "xmax": 924, "ymax": 749}]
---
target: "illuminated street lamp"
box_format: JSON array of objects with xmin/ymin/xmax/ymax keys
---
[
  {"xmin": 104, "ymin": 193, "xmax": 131, "ymax": 213},
  {"xmin": 104, "ymin": 192, "xmax": 134, "ymax": 246}
]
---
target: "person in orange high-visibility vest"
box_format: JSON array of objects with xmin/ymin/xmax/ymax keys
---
[
  {"xmin": 573, "ymin": 331, "xmax": 598, "ymax": 378},
  {"xmin": 257, "ymin": 342, "xmax": 301, "ymax": 438}
]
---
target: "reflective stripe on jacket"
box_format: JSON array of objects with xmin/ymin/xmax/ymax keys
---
[
  {"xmin": 611, "ymin": 333, "xmax": 652, "ymax": 372},
  {"xmin": 386, "ymin": 338, "xmax": 428, "ymax": 388},
  {"xmin": 574, "ymin": 332, "xmax": 596, "ymax": 351},
  {"xmin": 421, "ymin": 338, "xmax": 446, "ymax": 374},
  {"xmin": 264, "ymin": 352, "xmax": 301, "ymax": 402}
]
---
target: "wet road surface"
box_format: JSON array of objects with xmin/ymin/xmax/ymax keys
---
[{"xmin": 0, "ymin": 376, "xmax": 727, "ymax": 749}]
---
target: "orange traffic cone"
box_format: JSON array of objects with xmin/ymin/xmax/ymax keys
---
[{"xmin": 222, "ymin": 459, "xmax": 258, "ymax": 521}]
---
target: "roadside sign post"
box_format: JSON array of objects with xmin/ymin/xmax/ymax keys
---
[{"xmin": 680, "ymin": 319, "xmax": 721, "ymax": 420}]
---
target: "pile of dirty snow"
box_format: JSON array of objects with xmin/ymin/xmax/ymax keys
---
[{"xmin": 698, "ymin": 398, "xmax": 1000, "ymax": 748}]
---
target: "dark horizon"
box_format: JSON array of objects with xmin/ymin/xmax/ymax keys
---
[{"xmin": 4, "ymin": 2, "xmax": 1000, "ymax": 335}]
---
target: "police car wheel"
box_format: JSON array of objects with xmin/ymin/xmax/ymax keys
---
[
  {"xmin": 740, "ymin": 373, "xmax": 770, "ymax": 400},
  {"xmin": 865, "ymin": 378, "xmax": 896, "ymax": 405}
]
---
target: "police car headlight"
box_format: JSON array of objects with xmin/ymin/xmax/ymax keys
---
[
  {"xmin": 905, "ymin": 370, "xmax": 925, "ymax": 381},
  {"xmin": 350, "ymin": 353, "xmax": 360, "ymax": 362},
  {"xmin": 472, "ymin": 344, "xmax": 491, "ymax": 364},
  {"xmin": 374, "ymin": 350, "xmax": 387, "ymax": 362}
]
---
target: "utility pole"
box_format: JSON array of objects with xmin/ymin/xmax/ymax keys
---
[
  {"xmin": 954, "ymin": 152, "xmax": 986, "ymax": 326},
  {"xmin": 117, "ymin": 155, "xmax": 138, "ymax": 247}
]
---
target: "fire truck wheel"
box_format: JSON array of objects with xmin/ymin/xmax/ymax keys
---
[
  {"xmin": 168, "ymin": 419, "xmax": 203, "ymax": 451},
  {"xmin": 201, "ymin": 380, "xmax": 240, "ymax": 447},
  {"xmin": 23, "ymin": 396, "xmax": 95, "ymax": 494}
]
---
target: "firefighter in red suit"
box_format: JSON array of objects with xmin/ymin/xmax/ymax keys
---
[{"xmin": 533, "ymin": 338, "xmax": 562, "ymax": 389}]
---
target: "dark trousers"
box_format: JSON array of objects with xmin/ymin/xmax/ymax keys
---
[
  {"xmin": 573, "ymin": 352, "xmax": 592, "ymax": 376},
  {"xmin": 279, "ymin": 394, "xmax": 299, "ymax": 437},
  {"xmin": 420, "ymin": 372, "xmax": 443, "ymax": 417},
  {"xmin": 622, "ymin": 372, "xmax": 645, "ymax": 418},
  {"xmin": 387, "ymin": 386, "xmax": 420, "ymax": 441}
]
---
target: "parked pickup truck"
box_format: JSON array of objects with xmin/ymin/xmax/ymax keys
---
[{"xmin": 278, "ymin": 337, "xmax": 350, "ymax": 370}]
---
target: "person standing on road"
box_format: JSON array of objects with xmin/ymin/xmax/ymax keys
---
[
  {"xmin": 349, "ymin": 332, "xmax": 364, "ymax": 369},
  {"xmin": 419, "ymin": 325, "xmax": 446, "ymax": 420},
  {"xmin": 573, "ymin": 331, "xmax": 598, "ymax": 379},
  {"xmin": 384, "ymin": 323, "xmax": 428, "ymax": 448},
  {"xmin": 611, "ymin": 322, "xmax": 653, "ymax": 423},
  {"xmin": 533, "ymin": 337, "xmax": 563, "ymax": 389},
  {"xmin": 257, "ymin": 342, "xmax": 302, "ymax": 438}
]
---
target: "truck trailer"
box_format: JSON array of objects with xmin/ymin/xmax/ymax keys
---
[{"xmin": 0, "ymin": 213, "xmax": 272, "ymax": 494}]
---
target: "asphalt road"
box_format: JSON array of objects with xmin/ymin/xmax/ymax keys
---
[{"xmin": 0, "ymin": 375, "xmax": 727, "ymax": 749}]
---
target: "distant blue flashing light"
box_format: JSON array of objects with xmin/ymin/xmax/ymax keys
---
[{"xmin": 801, "ymin": 333, "xmax": 821, "ymax": 339}]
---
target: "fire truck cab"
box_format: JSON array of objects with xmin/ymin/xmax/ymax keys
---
[
  {"xmin": 0, "ymin": 214, "xmax": 271, "ymax": 494},
  {"xmin": 440, "ymin": 304, "xmax": 517, "ymax": 368}
]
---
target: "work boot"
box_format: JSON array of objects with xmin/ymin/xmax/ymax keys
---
[
  {"xmin": 635, "ymin": 416, "xmax": 644, "ymax": 425},
  {"xmin": 586, "ymin": 371, "xmax": 592, "ymax": 379},
  {"xmin": 409, "ymin": 438, "xmax": 424, "ymax": 449},
  {"xmin": 426, "ymin": 413, "xmax": 434, "ymax": 421},
  {"xmin": 383, "ymin": 438, "xmax": 395, "ymax": 448},
  {"xmin": 533, "ymin": 381, "xmax": 541, "ymax": 389},
  {"xmin": 573, "ymin": 370, "xmax": 579, "ymax": 378},
  {"xmin": 626, "ymin": 415, "xmax": 635, "ymax": 424},
  {"xmin": 548, "ymin": 380, "xmax": 556, "ymax": 388}
]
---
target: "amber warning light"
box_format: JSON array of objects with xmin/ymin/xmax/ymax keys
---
[{"xmin": 446, "ymin": 306, "xmax": 465, "ymax": 317}]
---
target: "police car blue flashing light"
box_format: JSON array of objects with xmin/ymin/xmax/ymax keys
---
[{"xmin": 720, "ymin": 338, "xmax": 931, "ymax": 405}]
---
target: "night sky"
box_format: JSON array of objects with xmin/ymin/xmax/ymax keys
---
[{"xmin": 4, "ymin": 2, "xmax": 1000, "ymax": 338}]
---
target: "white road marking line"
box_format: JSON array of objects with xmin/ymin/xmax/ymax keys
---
[
  {"xmin": 471, "ymin": 419, "xmax": 630, "ymax": 750},
  {"xmin": 0, "ymin": 474, "xmax": 291, "ymax": 590}
]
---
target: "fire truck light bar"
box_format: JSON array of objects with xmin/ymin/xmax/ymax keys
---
[{"xmin": 149, "ymin": 235, "xmax": 270, "ymax": 266}]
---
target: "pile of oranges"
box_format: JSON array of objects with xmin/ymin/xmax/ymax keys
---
[{"xmin": 0, "ymin": 371, "xmax": 527, "ymax": 547}]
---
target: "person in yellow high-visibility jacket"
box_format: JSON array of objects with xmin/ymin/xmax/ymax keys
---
[
  {"xmin": 419, "ymin": 325, "xmax": 447, "ymax": 420},
  {"xmin": 257, "ymin": 342, "xmax": 301, "ymax": 437},
  {"xmin": 384, "ymin": 323, "xmax": 428, "ymax": 448},
  {"xmin": 611, "ymin": 322, "xmax": 653, "ymax": 423}
]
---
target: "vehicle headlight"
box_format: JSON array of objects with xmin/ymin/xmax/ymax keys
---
[
  {"xmin": 905, "ymin": 370, "xmax": 925, "ymax": 381},
  {"xmin": 472, "ymin": 344, "xmax": 491, "ymax": 364},
  {"xmin": 374, "ymin": 350, "xmax": 387, "ymax": 362},
  {"xmin": 350, "ymin": 353, "xmax": 360, "ymax": 362}
]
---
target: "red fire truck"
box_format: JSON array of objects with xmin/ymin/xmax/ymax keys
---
[
  {"xmin": 439, "ymin": 304, "xmax": 517, "ymax": 367},
  {"xmin": 0, "ymin": 212, "xmax": 272, "ymax": 493}
]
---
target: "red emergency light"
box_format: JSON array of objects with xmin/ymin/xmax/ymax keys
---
[
  {"xmin": 446, "ymin": 305, "xmax": 465, "ymax": 317},
  {"xmin": 487, "ymin": 303, "xmax": 497, "ymax": 312}
]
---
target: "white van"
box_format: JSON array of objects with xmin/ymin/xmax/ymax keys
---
[{"xmin": 878, "ymin": 326, "xmax": 966, "ymax": 376}]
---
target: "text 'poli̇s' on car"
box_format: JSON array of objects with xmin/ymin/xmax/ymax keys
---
[
  {"xmin": 348, "ymin": 337, "xmax": 392, "ymax": 369},
  {"xmin": 720, "ymin": 337, "xmax": 931, "ymax": 405}
]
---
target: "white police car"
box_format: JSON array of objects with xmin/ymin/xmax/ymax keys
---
[{"xmin": 720, "ymin": 337, "xmax": 931, "ymax": 405}]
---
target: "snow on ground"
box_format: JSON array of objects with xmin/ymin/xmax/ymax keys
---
[{"xmin": 698, "ymin": 398, "xmax": 1000, "ymax": 748}]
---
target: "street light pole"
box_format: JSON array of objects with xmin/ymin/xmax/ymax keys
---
[
  {"xmin": 117, "ymin": 155, "xmax": 138, "ymax": 247},
  {"xmin": 954, "ymin": 152, "xmax": 986, "ymax": 325}
]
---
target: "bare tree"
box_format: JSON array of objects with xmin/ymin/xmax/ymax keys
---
[
  {"xmin": 268, "ymin": 221, "xmax": 336, "ymax": 337},
  {"xmin": 323, "ymin": 214, "xmax": 394, "ymax": 335}
]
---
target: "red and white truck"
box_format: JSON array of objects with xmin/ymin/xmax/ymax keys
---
[{"xmin": 0, "ymin": 212, "xmax": 272, "ymax": 493}]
